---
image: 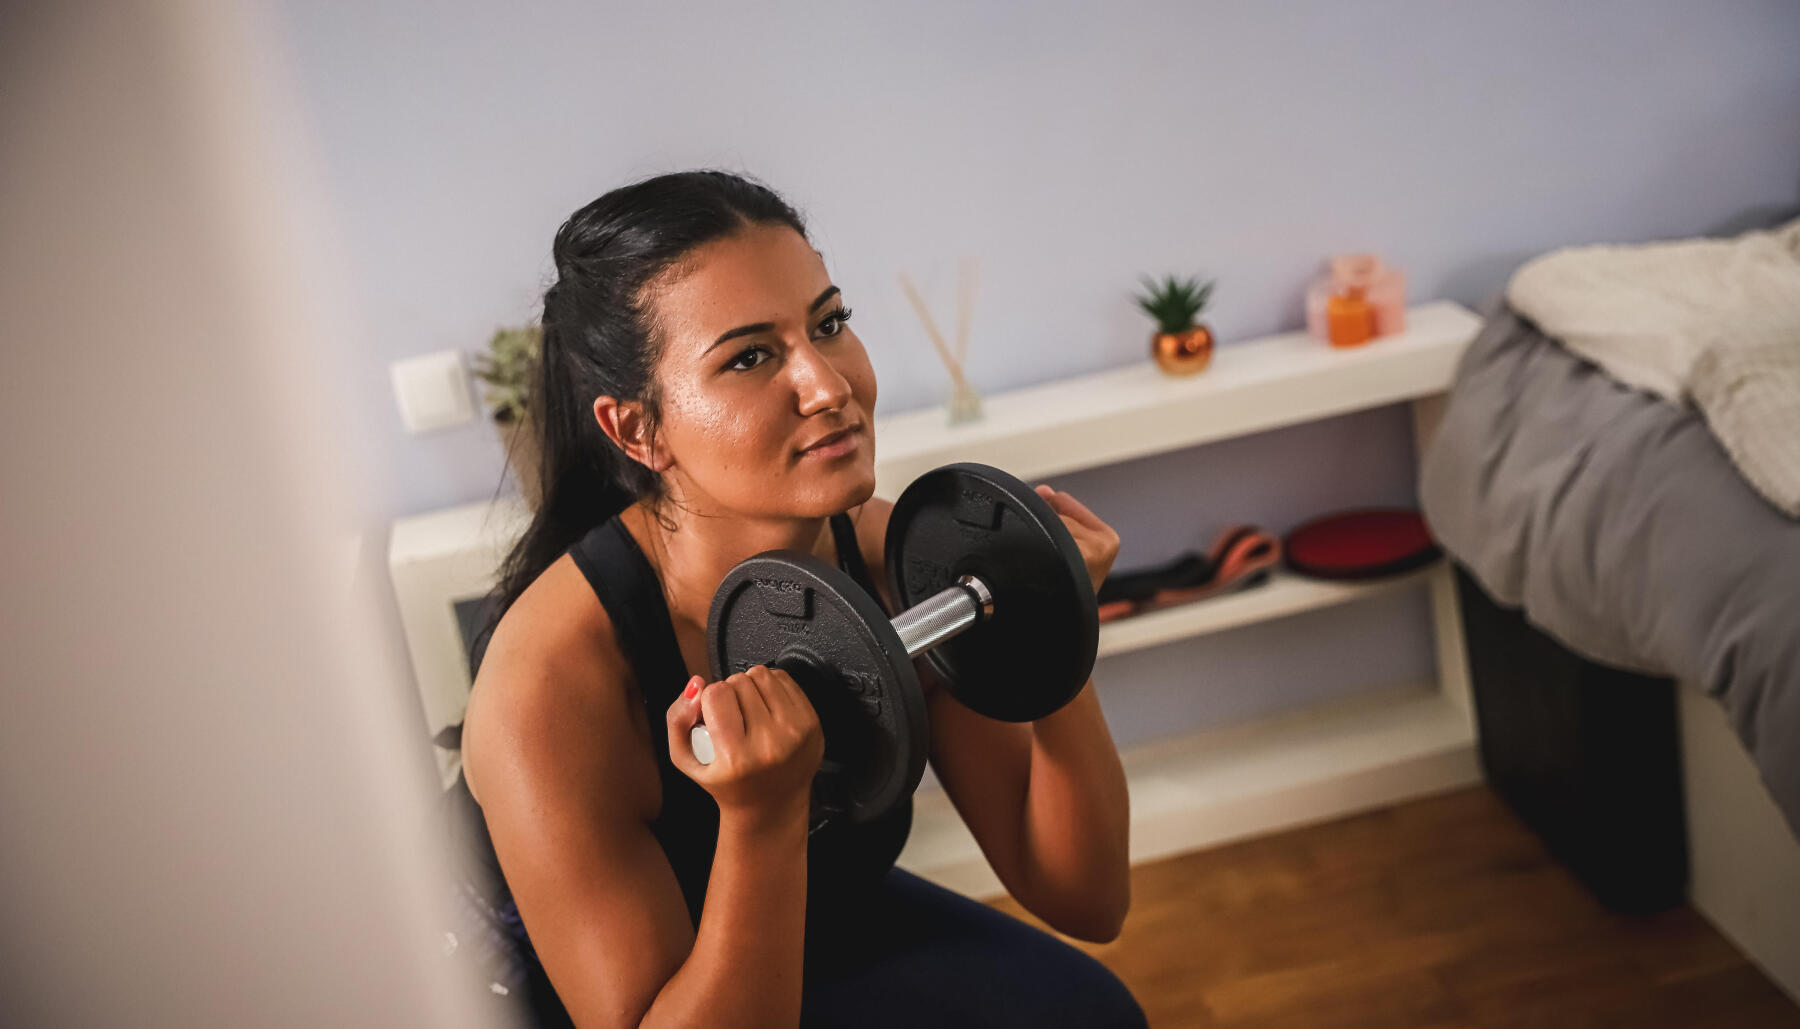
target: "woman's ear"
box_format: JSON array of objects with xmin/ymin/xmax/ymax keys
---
[{"xmin": 593, "ymin": 395, "xmax": 672, "ymax": 472}]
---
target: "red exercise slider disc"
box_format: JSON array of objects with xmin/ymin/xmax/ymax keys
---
[{"xmin": 1282, "ymin": 509, "xmax": 1440, "ymax": 581}]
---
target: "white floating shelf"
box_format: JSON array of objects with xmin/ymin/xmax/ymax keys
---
[
  {"xmin": 390, "ymin": 496, "xmax": 532, "ymax": 785},
  {"xmin": 390, "ymin": 301, "xmax": 1481, "ymax": 572},
  {"xmin": 1095, "ymin": 565, "xmax": 1437, "ymax": 659},
  {"xmin": 898, "ymin": 683, "xmax": 1481, "ymax": 900},
  {"xmin": 390, "ymin": 495, "xmax": 530, "ymax": 571},
  {"xmin": 871, "ymin": 300, "xmax": 1483, "ymax": 498},
  {"xmin": 390, "ymin": 299, "xmax": 1488, "ymax": 836}
]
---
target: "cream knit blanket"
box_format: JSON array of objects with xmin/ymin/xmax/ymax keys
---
[{"xmin": 1507, "ymin": 216, "xmax": 1800, "ymax": 517}]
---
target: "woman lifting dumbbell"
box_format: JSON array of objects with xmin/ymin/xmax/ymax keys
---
[{"xmin": 455, "ymin": 170, "xmax": 1145, "ymax": 1028}]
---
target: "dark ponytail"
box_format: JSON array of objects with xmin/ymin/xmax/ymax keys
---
[{"xmin": 470, "ymin": 170, "xmax": 809, "ymax": 673}]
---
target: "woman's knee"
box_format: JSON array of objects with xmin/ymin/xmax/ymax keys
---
[
  {"xmin": 820, "ymin": 870, "xmax": 1148, "ymax": 1027},
  {"xmin": 910, "ymin": 894, "xmax": 1145, "ymax": 1025},
  {"xmin": 1016, "ymin": 932, "xmax": 1147, "ymax": 1027}
]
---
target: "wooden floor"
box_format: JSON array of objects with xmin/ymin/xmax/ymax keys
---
[{"xmin": 987, "ymin": 786, "xmax": 1800, "ymax": 1028}]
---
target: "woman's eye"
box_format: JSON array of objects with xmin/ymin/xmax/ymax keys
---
[
  {"xmin": 816, "ymin": 306, "xmax": 854, "ymax": 339},
  {"xmin": 727, "ymin": 346, "xmax": 769, "ymax": 372}
]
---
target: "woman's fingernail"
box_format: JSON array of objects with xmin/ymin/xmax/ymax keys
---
[{"xmin": 683, "ymin": 678, "xmax": 700, "ymax": 700}]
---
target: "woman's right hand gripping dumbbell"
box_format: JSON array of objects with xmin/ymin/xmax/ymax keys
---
[{"xmin": 667, "ymin": 665, "xmax": 824, "ymax": 827}]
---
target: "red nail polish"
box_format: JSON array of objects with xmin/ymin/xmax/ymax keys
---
[{"xmin": 683, "ymin": 680, "xmax": 700, "ymax": 700}]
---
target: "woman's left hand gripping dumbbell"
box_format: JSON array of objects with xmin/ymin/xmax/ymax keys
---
[{"xmin": 666, "ymin": 666, "xmax": 824, "ymax": 828}]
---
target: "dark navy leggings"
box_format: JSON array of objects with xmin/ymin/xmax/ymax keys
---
[
  {"xmin": 511, "ymin": 866, "xmax": 1146, "ymax": 1027},
  {"xmin": 798, "ymin": 868, "xmax": 1148, "ymax": 1028}
]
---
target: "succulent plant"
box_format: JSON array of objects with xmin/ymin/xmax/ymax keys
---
[
  {"xmin": 470, "ymin": 325, "xmax": 541, "ymax": 424},
  {"xmin": 1134, "ymin": 274, "xmax": 1216, "ymax": 335}
]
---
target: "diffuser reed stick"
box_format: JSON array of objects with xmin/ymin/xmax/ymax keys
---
[
  {"xmin": 898, "ymin": 272, "xmax": 971, "ymax": 390},
  {"xmin": 899, "ymin": 263, "xmax": 984, "ymax": 424}
]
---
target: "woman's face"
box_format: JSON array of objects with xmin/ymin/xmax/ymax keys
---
[{"xmin": 628, "ymin": 222, "xmax": 878, "ymax": 518}]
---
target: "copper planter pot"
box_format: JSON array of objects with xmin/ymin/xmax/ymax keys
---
[{"xmin": 1152, "ymin": 324, "xmax": 1214, "ymax": 375}]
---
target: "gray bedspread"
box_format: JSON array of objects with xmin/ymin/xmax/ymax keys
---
[{"xmin": 1420, "ymin": 299, "xmax": 1800, "ymax": 835}]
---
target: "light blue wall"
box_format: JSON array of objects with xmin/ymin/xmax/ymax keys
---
[{"xmin": 273, "ymin": 0, "xmax": 1800, "ymax": 747}]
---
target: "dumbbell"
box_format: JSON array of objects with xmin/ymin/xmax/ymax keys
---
[{"xmin": 692, "ymin": 462, "xmax": 1100, "ymax": 827}]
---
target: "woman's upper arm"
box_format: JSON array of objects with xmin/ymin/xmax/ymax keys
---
[
  {"xmin": 465, "ymin": 628, "xmax": 695, "ymax": 1028},
  {"xmin": 919, "ymin": 668, "xmax": 1035, "ymax": 891},
  {"xmin": 852, "ymin": 498, "xmax": 1035, "ymax": 888}
]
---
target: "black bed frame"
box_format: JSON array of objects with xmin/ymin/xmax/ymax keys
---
[{"xmin": 1454, "ymin": 564, "xmax": 1689, "ymax": 914}]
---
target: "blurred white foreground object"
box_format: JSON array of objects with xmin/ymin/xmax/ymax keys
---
[{"xmin": 0, "ymin": 3, "xmax": 500, "ymax": 1026}]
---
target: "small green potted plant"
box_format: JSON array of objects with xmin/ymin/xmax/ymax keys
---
[
  {"xmin": 471, "ymin": 325, "xmax": 543, "ymax": 510},
  {"xmin": 1135, "ymin": 274, "xmax": 1217, "ymax": 376}
]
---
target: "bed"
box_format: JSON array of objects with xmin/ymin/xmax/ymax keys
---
[{"xmin": 1418, "ymin": 287, "xmax": 1800, "ymax": 998}]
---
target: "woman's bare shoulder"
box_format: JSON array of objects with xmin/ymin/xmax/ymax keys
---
[
  {"xmin": 462, "ymin": 553, "xmax": 657, "ymax": 814},
  {"xmin": 847, "ymin": 495, "xmax": 956, "ymax": 698},
  {"xmin": 847, "ymin": 496, "xmax": 897, "ymax": 613}
]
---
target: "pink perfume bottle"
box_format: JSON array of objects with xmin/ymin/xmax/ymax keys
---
[{"xmin": 1306, "ymin": 254, "xmax": 1406, "ymax": 345}]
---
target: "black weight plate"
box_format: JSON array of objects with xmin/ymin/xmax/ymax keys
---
[
  {"xmin": 706, "ymin": 552, "xmax": 928, "ymax": 825},
  {"xmin": 885, "ymin": 463, "xmax": 1099, "ymax": 722}
]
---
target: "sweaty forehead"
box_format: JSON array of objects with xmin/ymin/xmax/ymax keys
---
[{"xmin": 652, "ymin": 224, "xmax": 829, "ymax": 352}]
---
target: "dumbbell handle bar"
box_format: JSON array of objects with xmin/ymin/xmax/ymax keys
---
[
  {"xmin": 692, "ymin": 575, "xmax": 993, "ymax": 765},
  {"xmin": 890, "ymin": 573, "xmax": 995, "ymax": 658}
]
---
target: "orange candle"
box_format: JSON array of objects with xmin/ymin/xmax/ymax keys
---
[{"xmin": 1326, "ymin": 287, "xmax": 1375, "ymax": 347}]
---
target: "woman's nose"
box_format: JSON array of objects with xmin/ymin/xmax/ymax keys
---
[{"xmin": 790, "ymin": 337, "xmax": 852, "ymax": 415}]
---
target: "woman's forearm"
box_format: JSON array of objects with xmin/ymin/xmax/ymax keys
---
[
  {"xmin": 1018, "ymin": 678, "xmax": 1132, "ymax": 939},
  {"xmin": 641, "ymin": 799, "xmax": 810, "ymax": 1028}
]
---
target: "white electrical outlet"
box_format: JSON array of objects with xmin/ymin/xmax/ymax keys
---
[{"xmin": 391, "ymin": 349, "xmax": 476, "ymax": 433}]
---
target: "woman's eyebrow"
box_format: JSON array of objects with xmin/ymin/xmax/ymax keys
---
[{"xmin": 704, "ymin": 286, "xmax": 842, "ymax": 355}]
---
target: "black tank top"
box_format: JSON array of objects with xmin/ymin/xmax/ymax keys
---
[{"xmin": 564, "ymin": 509, "xmax": 913, "ymax": 928}]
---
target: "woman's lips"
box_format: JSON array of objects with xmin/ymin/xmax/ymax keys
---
[{"xmin": 799, "ymin": 426, "xmax": 860, "ymax": 459}]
